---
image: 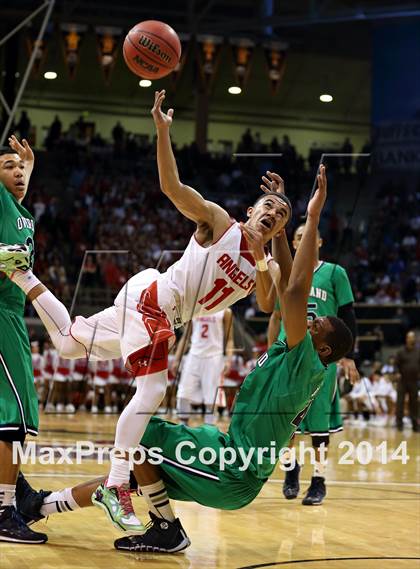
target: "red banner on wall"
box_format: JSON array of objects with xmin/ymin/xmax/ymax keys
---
[
  {"xmin": 95, "ymin": 26, "xmax": 122, "ymax": 84},
  {"xmin": 230, "ymin": 38, "xmax": 255, "ymax": 90},
  {"xmin": 196, "ymin": 34, "xmax": 224, "ymax": 93},
  {"xmin": 263, "ymin": 40, "xmax": 288, "ymax": 95},
  {"xmin": 60, "ymin": 23, "xmax": 87, "ymax": 79},
  {"xmin": 25, "ymin": 23, "xmax": 52, "ymax": 77}
]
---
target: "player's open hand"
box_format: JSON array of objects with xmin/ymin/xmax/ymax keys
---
[
  {"xmin": 339, "ymin": 357, "xmax": 360, "ymax": 385},
  {"xmin": 9, "ymin": 135, "xmax": 34, "ymax": 166},
  {"xmin": 260, "ymin": 171, "xmax": 285, "ymax": 194},
  {"xmin": 151, "ymin": 90, "xmax": 174, "ymax": 130},
  {"xmin": 240, "ymin": 222, "xmax": 265, "ymax": 262},
  {"xmin": 307, "ymin": 164, "xmax": 327, "ymax": 219}
]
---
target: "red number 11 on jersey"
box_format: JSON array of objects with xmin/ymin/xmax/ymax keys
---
[{"xmin": 198, "ymin": 278, "xmax": 234, "ymax": 311}]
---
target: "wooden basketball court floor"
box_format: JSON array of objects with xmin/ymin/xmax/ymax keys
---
[{"xmin": 1, "ymin": 413, "xmax": 419, "ymax": 569}]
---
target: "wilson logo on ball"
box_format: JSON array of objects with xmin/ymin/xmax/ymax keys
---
[
  {"xmin": 138, "ymin": 35, "xmax": 172, "ymax": 64},
  {"xmin": 133, "ymin": 55, "xmax": 159, "ymax": 74}
]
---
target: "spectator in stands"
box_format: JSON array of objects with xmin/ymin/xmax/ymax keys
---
[
  {"xmin": 82, "ymin": 254, "xmax": 100, "ymax": 288},
  {"xmin": 46, "ymin": 115, "xmax": 62, "ymax": 149},
  {"xmin": 344, "ymin": 375, "xmax": 374, "ymax": 425},
  {"xmin": 112, "ymin": 121, "xmax": 125, "ymax": 149},
  {"xmin": 17, "ymin": 110, "xmax": 31, "ymax": 141},
  {"xmin": 395, "ymin": 330, "xmax": 419, "ymax": 431},
  {"xmin": 341, "ymin": 137, "xmax": 353, "ymax": 175}
]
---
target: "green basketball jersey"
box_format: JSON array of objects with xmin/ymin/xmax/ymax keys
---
[
  {"xmin": 0, "ymin": 182, "xmax": 35, "ymax": 314},
  {"xmin": 276, "ymin": 261, "xmax": 354, "ymax": 340},
  {"xmin": 228, "ymin": 332, "xmax": 326, "ymax": 481}
]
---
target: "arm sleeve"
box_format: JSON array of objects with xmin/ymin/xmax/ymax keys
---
[{"xmin": 337, "ymin": 302, "xmax": 357, "ymax": 358}]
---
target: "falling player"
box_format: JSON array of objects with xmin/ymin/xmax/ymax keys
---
[
  {"xmin": 0, "ymin": 90, "xmax": 292, "ymax": 533},
  {"xmin": 0, "ymin": 137, "xmax": 47, "ymax": 543},
  {"xmin": 174, "ymin": 308, "xmax": 234, "ymax": 425},
  {"xmin": 268, "ymin": 223, "xmax": 359, "ymax": 505},
  {"xmin": 17, "ymin": 165, "xmax": 353, "ymax": 553}
]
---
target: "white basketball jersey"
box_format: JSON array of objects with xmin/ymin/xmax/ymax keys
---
[
  {"xmin": 189, "ymin": 311, "xmax": 225, "ymax": 358},
  {"xmin": 32, "ymin": 354, "xmax": 44, "ymax": 377},
  {"xmin": 44, "ymin": 348, "xmax": 58, "ymax": 374},
  {"xmin": 163, "ymin": 222, "xmax": 263, "ymax": 324},
  {"xmin": 93, "ymin": 360, "xmax": 112, "ymax": 378}
]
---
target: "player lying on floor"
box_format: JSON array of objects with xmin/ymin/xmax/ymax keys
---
[
  {"xmin": 17, "ymin": 166, "xmax": 352, "ymax": 553},
  {"xmin": 0, "ymin": 89, "xmax": 291, "ymax": 533}
]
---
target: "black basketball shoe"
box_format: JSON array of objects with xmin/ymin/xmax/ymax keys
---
[
  {"xmin": 282, "ymin": 462, "xmax": 300, "ymax": 500},
  {"xmin": 15, "ymin": 471, "xmax": 51, "ymax": 525},
  {"xmin": 114, "ymin": 512, "xmax": 191, "ymax": 553},
  {"xmin": 0, "ymin": 506, "xmax": 48, "ymax": 544},
  {"xmin": 302, "ymin": 476, "xmax": 326, "ymax": 505}
]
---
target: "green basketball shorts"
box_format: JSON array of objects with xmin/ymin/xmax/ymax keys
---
[
  {"xmin": 0, "ymin": 308, "xmax": 39, "ymax": 441},
  {"xmin": 140, "ymin": 417, "xmax": 264, "ymax": 510},
  {"xmin": 296, "ymin": 364, "xmax": 343, "ymax": 436}
]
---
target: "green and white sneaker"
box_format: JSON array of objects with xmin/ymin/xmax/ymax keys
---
[
  {"xmin": 0, "ymin": 243, "xmax": 30, "ymax": 275},
  {"xmin": 92, "ymin": 480, "xmax": 145, "ymax": 534}
]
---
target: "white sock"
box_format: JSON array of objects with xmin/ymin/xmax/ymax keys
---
[
  {"xmin": 10, "ymin": 269, "xmax": 41, "ymax": 295},
  {"xmin": 177, "ymin": 397, "xmax": 191, "ymax": 420},
  {"xmin": 140, "ymin": 480, "xmax": 175, "ymax": 521},
  {"xmin": 314, "ymin": 460, "xmax": 327, "ymax": 478},
  {"xmin": 32, "ymin": 290, "xmax": 84, "ymax": 358},
  {"xmin": 40, "ymin": 487, "xmax": 79, "ymax": 516},
  {"xmin": 0, "ymin": 484, "xmax": 15, "ymax": 514},
  {"xmin": 107, "ymin": 457, "xmax": 130, "ymax": 487},
  {"xmin": 204, "ymin": 404, "xmax": 216, "ymax": 424}
]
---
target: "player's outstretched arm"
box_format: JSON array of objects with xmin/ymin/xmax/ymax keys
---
[
  {"xmin": 260, "ymin": 171, "xmax": 293, "ymax": 293},
  {"xmin": 151, "ymin": 90, "xmax": 230, "ymax": 231},
  {"xmin": 267, "ymin": 308, "xmax": 281, "ymax": 347},
  {"xmin": 280, "ymin": 166, "xmax": 327, "ymax": 348}
]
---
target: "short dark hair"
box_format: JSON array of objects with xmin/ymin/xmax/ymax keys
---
[
  {"xmin": 253, "ymin": 192, "xmax": 292, "ymax": 221},
  {"xmin": 0, "ymin": 147, "xmax": 16, "ymax": 157},
  {"xmin": 294, "ymin": 223, "xmax": 321, "ymax": 239},
  {"xmin": 323, "ymin": 316, "xmax": 353, "ymax": 365}
]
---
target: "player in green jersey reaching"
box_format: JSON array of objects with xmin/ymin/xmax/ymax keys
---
[
  {"xmin": 0, "ymin": 137, "xmax": 47, "ymax": 544},
  {"xmin": 268, "ymin": 224, "xmax": 359, "ymax": 505},
  {"xmin": 15, "ymin": 166, "xmax": 352, "ymax": 553}
]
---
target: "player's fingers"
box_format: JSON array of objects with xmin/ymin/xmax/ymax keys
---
[
  {"xmin": 167, "ymin": 108, "xmax": 174, "ymax": 118},
  {"xmin": 260, "ymin": 184, "xmax": 270, "ymax": 193},
  {"xmin": 268, "ymin": 171, "xmax": 282, "ymax": 183},
  {"xmin": 261, "ymin": 176, "xmax": 271, "ymax": 185}
]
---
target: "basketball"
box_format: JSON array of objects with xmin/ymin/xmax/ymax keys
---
[{"xmin": 123, "ymin": 20, "xmax": 181, "ymax": 80}]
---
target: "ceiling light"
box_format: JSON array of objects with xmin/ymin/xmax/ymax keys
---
[
  {"xmin": 320, "ymin": 93, "xmax": 333, "ymax": 103},
  {"xmin": 228, "ymin": 86, "xmax": 242, "ymax": 95},
  {"xmin": 44, "ymin": 71, "xmax": 57, "ymax": 80},
  {"xmin": 139, "ymin": 79, "xmax": 152, "ymax": 87}
]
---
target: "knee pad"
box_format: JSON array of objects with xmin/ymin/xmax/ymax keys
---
[{"xmin": 128, "ymin": 341, "xmax": 168, "ymax": 377}]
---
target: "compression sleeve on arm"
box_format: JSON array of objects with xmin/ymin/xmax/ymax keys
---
[{"xmin": 337, "ymin": 302, "xmax": 357, "ymax": 358}]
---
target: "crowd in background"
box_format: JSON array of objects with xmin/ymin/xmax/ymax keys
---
[{"xmin": 30, "ymin": 330, "xmax": 419, "ymax": 431}]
